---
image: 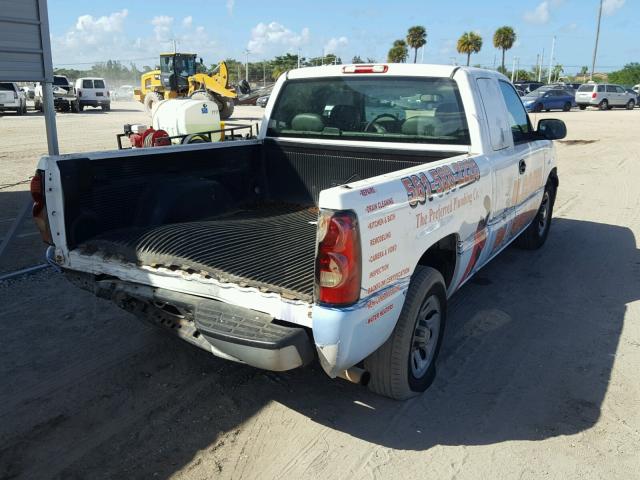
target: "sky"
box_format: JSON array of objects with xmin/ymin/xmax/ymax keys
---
[{"xmin": 47, "ymin": 0, "xmax": 638, "ymax": 74}]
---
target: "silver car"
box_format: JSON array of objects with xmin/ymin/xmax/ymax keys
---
[{"xmin": 576, "ymin": 83, "xmax": 636, "ymax": 110}]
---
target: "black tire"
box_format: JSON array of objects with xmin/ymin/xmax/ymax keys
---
[
  {"xmin": 579, "ymin": 105, "xmax": 587, "ymax": 110},
  {"xmin": 143, "ymin": 92, "xmax": 163, "ymax": 114},
  {"xmin": 533, "ymin": 103, "xmax": 543, "ymax": 113},
  {"xmin": 16, "ymin": 105, "xmax": 24, "ymax": 116},
  {"xmin": 562, "ymin": 102, "xmax": 571, "ymax": 112},
  {"xmin": 599, "ymin": 99, "xmax": 609, "ymax": 111},
  {"xmin": 218, "ymin": 97, "xmax": 235, "ymax": 119},
  {"xmin": 71, "ymin": 100, "xmax": 80, "ymax": 113},
  {"xmin": 102, "ymin": 103, "xmax": 111, "ymax": 111},
  {"xmin": 181, "ymin": 134, "xmax": 208, "ymax": 144},
  {"xmin": 365, "ymin": 266, "xmax": 447, "ymax": 400},
  {"xmin": 515, "ymin": 181, "xmax": 556, "ymax": 250},
  {"xmin": 626, "ymin": 100, "xmax": 635, "ymax": 110}
]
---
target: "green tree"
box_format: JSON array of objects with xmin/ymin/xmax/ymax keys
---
[
  {"xmin": 352, "ymin": 55, "xmax": 364, "ymax": 64},
  {"xmin": 387, "ymin": 39, "xmax": 409, "ymax": 63},
  {"xmin": 456, "ymin": 32, "xmax": 483, "ymax": 66},
  {"xmin": 551, "ymin": 64, "xmax": 564, "ymax": 82},
  {"xmin": 608, "ymin": 63, "xmax": 640, "ymax": 85},
  {"xmin": 406, "ymin": 26, "xmax": 427, "ymax": 63},
  {"xmin": 493, "ymin": 26, "xmax": 516, "ymax": 71}
]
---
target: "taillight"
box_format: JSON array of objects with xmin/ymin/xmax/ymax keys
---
[
  {"xmin": 315, "ymin": 210, "xmax": 361, "ymax": 306},
  {"xmin": 13, "ymin": 92, "xmax": 17, "ymax": 99},
  {"xmin": 30, "ymin": 171, "xmax": 52, "ymax": 244},
  {"xmin": 107, "ymin": 91, "xmax": 110, "ymax": 97},
  {"xmin": 592, "ymin": 92, "xmax": 597, "ymax": 98},
  {"xmin": 342, "ymin": 65, "xmax": 388, "ymax": 74}
]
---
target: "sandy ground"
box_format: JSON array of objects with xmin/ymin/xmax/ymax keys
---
[{"xmin": 0, "ymin": 105, "xmax": 639, "ymax": 479}]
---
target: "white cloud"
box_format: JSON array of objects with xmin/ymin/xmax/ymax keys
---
[
  {"xmin": 226, "ymin": 0, "xmax": 235, "ymax": 15},
  {"xmin": 247, "ymin": 22, "xmax": 310, "ymax": 55},
  {"xmin": 524, "ymin": 1, "xmax": 551, "ymax": 24},
  {"xmin": 324, "ymin": 36, "xmax": 348, "ymax": 55},
  {"xmin": 151, "ymin": 15, "xmax": 174, "ymax": 42},
  {"xmin": 52, "ymin": 9, "xmax": 129, "ymax": 63},
  {"xmin": 52, "ymin": 10, "xmax": 221, "ymax": 67},
  {"xmin": 603, "ymin": 0, "xmax": 625, "ymax": 15}
]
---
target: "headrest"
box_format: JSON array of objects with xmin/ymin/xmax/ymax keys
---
[
  {"xmin": 291, "ymin": 113, "xmax": 324, "ymax": 132},
  {"xmin": 328, "ymin": 105, "xmax": 360, "ymax": 131},
  {"xmin": 435, "ymin": 102, "xmax": 460, "ymax": 115},
  {"xmin": 401, "ymin": 116, "xmax": 437, "ymax": 136}
]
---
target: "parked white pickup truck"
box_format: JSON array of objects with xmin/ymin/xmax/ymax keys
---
[{"xmin": 32, "ymin": 64, "xmax": 565, "ymax": 399}]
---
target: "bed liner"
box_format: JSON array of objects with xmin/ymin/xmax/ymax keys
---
[{"xmin": 77, "ymin": 203, "xmax": 319, "ymax": 302}]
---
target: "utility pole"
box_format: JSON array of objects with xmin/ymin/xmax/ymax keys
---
[
  {"xmin": 297, "ymin": 48, "xmax": 301, "ymax": 68},
  {"xmin": 590, "ymin": 0, "xmax": 604, "ymax": 80},
  {"xmin": 539, "ymin": 48, "xmax": 544, "ymax": 82},
  {"xmin": 421, "ymin": 46, "xmax": 425, "ymax": 63},
  {"xmin": 263, "ymin": 62, "xmax": 266, "ymax": 87},
  {"xmin": 535, "ymin": 54, "xmax": 539, "ymax": 81},
  {"xmin": 244, "ymin": 49, "xmax": 250, "ymax": 82},
  {"xmin": 511, "ymin": 57, "xmax": 516, "ymax": 82},
  {"xmin": 548, "ymin": 36, "xmax": 555, "ymax": 84}
]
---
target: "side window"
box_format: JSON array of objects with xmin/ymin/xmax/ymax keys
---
[
  {"xmin": 615, "ymin": 86, "xmax": 625, "ymax": 94},
  {"xmin": 606, "ymin": 85, "xmax": 616, "ymax": 93},
  {"xmin": 597, "ymin": 85, "xmax": 606, "ymax": 93},
  {"xmin": 82, "ymin": 79, "xmax": 93, "ymax": 88},
  {"xmin": 498, "ymin": 80, "xmax": 531, "ymax": 143}
]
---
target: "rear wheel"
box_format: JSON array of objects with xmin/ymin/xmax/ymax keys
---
[
  {"xmin": 102, "ymin": 103, "xmax": 111, "ymax": 111},
  {"xmin": 626, "ymin": 100, "xmax": 635, "ymax": 110},
  {"xmin": 562, "ymin": 102, "xmax": 571, "ymax": 112},
  {"xmin": 143, "ymin": 92, "xmax": 163, "ymax": 114},
  {"xmin": 533, "ymin": 103, "xmax": 543, "ymax": 113},
  {"xmin": 515, "ymin": 181, "xmax": 556, "ymax": 250},
  {"xmin": 16, "ymin": 105, "xmax": 24, "ymax": 116},
  {"xmin": 365, "ymin": 266, "xmax": 447, "ymax": 400},
  {"xmin": 218, "ymin": 97, "xmax": 235, "ymax": 119},
  {"xmin": 71, "ymin": 100, "xmax": 80, "ymax": 113},
  {"xmin": 599, "ymin": 99, "xmax": 609, "ymax": 110},
  {"xmin": 579, "ymin": 105, "xmax": 586, "ymax": 110}
]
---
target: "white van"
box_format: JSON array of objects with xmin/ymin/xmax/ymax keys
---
[{"xmin": 75, "ymin": 77, "xmax": 110, "ymax": 111}]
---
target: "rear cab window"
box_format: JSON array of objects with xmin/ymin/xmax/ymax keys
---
[
  {"xmin": 82, "ymin": 80, "xmax": 93, "ymax": 88},
  {"xmin": 267, "ymin": 76, "xmax": 470, "ymax": 145},
  {"xmin": 94, "ymin": 79, "xmax": 105, "ymax": 89},
  {"xmin": 0, "ymin": 83, "xmax": 14, "ymax": 91}
]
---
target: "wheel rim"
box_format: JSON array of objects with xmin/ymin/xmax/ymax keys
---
[
  {"xmin": 410, "ymin": 294, "xmax": 441, "ymax": 378},
  {"xmin": 537, "ymin": 191, "xmax": 550, "ymax": 236}
]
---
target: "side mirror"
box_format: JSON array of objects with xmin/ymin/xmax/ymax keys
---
[{"xmin": 537, "ymin": 118, "xmax": 566, "ymax": 140}]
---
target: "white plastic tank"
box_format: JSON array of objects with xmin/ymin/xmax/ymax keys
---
[{"xmin": 152, "ymin": 99, "xmax": 222, "ymax": 142}]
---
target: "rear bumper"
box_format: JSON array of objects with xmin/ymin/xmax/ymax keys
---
[
  {"xmin": 66, "ymin": 271, "xmax": 314, "ymax": 371},
  {"xmin": 80, "ymin": 99, "xmax": 110, "ymax": 107}
]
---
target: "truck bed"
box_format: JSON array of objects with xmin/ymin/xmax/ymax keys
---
[{"xmin": 78, "ymin": 203, "xmax": 318, "ymax": 301}]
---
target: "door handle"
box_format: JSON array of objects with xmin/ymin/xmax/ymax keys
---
[{"xmin": 519, "ymin": 159, "xmax": 527, "ymax": 175}]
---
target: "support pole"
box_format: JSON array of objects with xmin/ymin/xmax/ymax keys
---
[
  {"xmin": 590, "ymin": 0, "xmax": 604, "ymax": 80},
  {"xmin": 41, "ymin": 82, "xmax": 59, "ymax": 155},
  {"xmin": 548, "ymin": 36, "xmax": 555, "ymax": 84}
]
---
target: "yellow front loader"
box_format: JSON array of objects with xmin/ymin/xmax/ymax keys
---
[{"xmin": 134, "ymin": 53, "xmax": 237, "ymax": 119}]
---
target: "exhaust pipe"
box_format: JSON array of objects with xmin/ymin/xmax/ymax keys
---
[{"xmin": 337, "ymin": 367, "xmax": 370, "ymax": 385}]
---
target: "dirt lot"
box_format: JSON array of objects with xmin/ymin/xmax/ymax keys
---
[{"xmin": 0, "ymin": 105, "xmax": 639, "ymax": 479}]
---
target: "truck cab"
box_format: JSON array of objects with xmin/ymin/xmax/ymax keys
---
[{"xmin": 159, "ymin": 53, "xmax": 198, "ymax": 92}]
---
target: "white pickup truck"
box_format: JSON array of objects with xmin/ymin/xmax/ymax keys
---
[{"xmin": 32, "ymin": 64, "xmax": 566, "ymax": 399}]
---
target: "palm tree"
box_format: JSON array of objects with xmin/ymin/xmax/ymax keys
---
[
  {"xmin": 457, "ymin": 32, "xmax": 483, "ymax": 66},
  {"xmin": 406, "ymin": 26, "xmax": 427, "ymax": 63},
  {"xmin": 493, "ymin": 26, "xmax": 516, "ymax": 71},
  {"xmin": 387, "ymin": 40, "xmax": 409, "ymax": 63}
]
